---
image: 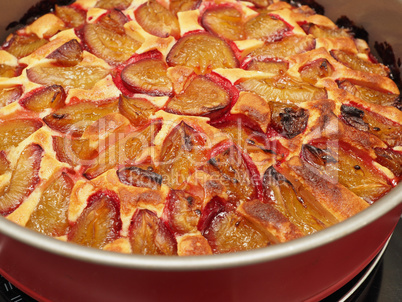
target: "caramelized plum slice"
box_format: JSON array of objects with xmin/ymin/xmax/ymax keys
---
[
  {"xmin": 245, "ymin": 13, "xmax": 289, "ymax": 42},
  {"xmin": 54, "ymin": 5, "xmax": 86, "ymax": 28},
  {"xmin": 269, "ymin": 102, "xmax": 309, "ymax": 138},
  {"xmin": 84, "ymin": 122, "xmax": 160, "ymax": 179},
  {"xmin": 26, "ymin": 173, "xmax": 73, "ymax": 236},
  {"xmin": 299, "ymin": 58, "xmax": 334, "ymax": 85},
  {"xmin": 0, "ymin": 86, "xmax": 23, "ymax": 108},
  {"xmin": 43, "ymin": 101, "xmax": 118, "ymax": 137},
  {"xmin": 129, "ymin": 209, "xmax": 177, "ymax": 255},
  {"xmin": 263, "ymin": 167, "xmax": 331, "ymax": 234},
  {"xmin": 331, "ymin": 50, "xmax": 388, "ymax": 77},
  {"xmin": 203, "ymin": 207, "xmax": 270, "ymax": 254},
  {"xmin": 341, "ymin": 105, "xmax": 401, "ymax": 147},
  {"xmin": 0, "ymin": 144, "xmax": 43, "ymax": 215},
  {"xmin": 246, "ymin": 60, "xmax": 288, "ymax": 74},
  {"xmin": 170, "ymin": 0, "xmax": 200, "ymax": 15},
  {"xmin": 68, "ymin": 192, "xmax": 121, "ymax": 249},
  {"xmin": 119, "ymin": 95, "xmax": 158, "ymax": 127},
  {"xmin": 165, "ymin": 76, "xmax": 230, "ymax": 117},
  {"xmin": 117, "ymin": 166, "xmax": 162, "ymax": 190},
  {"xmin": 165, "ymin": 190, "xmax": 202, "ymax": 235},
  {"xmin": 84, "ymin": 11, "xmax": 141, "ymax": 63},
  {"xmin": 0, "ymin": 119, "xmax": 42, "ymax": 151},
  {"xmin": 159, "ymin": 121, "xmax": 208, "ymax": 188},
  {"xmin": 302, "ymin": 142, "xmax": 392, "ymax": 203},
  {"xmin": 166, "ymin": 32, "xmax": 238, "ymax": 74},
  {"xmin": 0, "ymin": 152, "xmax": 9, "ymax": 175},
  {"xmin": 27, "ymin": 64, "xmax": 110, "ymax": 90},
  {"xmin": 204, "ymin": 145, "xmax": 257, "ymax": 205},
  {"xmin": 20, "ymin": 85, "xmax": 66, "ymax": 112},
  {"xmin": 215, "ymin": 121, "xmax": 272, "ymax": 155},
  {"xmin": 237, "ymin": 75, "xmax": 326, "ymax": 104},
  {"xmin": 47, "ymin": 39, "xmax": 83, "ymax": 67},
  {"xmin": 3, "ymin": 34, "xmax": 47, "ymax": 59},
  {"xmin": 53, "ymin": 136, "xmax": 98, "ymax": 167},
  {"xmin": 202, "ymin": 7, "xmax": 245, "ymax": 41},
  {"xmin": 135, "ymin": 0, "xmax": 180, "ymax": 39},
  {"xmin": 95, "ymin": 0, "xmax": 133, "ymax": 10},
  {"xmin": 305, "ymin": 24, "xmax": 350, "ymax": 38},
  {"xmin": 338, "ymin": 80, "xmax": 399, "ymax": 107},
  {"xmin": 0, "ymin": 64, "xmax": 17, "ymax": 78},
  {"xmin": 249, "ymin": 35, "xmax": 315, "ymax": 60},
  {"xmin": 121, "ymin": 58, "xmax": 173, "ymax": 96},
  {"xmin": 374, "ymin": 148, "xmax": 402, "ymax": 177}
]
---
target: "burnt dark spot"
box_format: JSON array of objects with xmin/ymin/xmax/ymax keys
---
[
  {"xmin": 52, "ymin": 113, "xmax": 67, "ymax": 119},
  {"xmin": 336, "ymin": 16, "xmax": 369, "ymax": 42},
  {"xmin": 275, "ymin": 107, "xmax": 309, "ymax": 139},
  {"xmin": 374, "ymin": 41, "xmax": 402, "ymax": 89},
  {"xmin": 354, "ymin": 165, "xmax": 361, "ymax": 170},
  {"xmin": 247, "ymin": 139, "xmax": 256, "ymax": 145},
  {"xmin": 235, "ymin": 220, "xmax": 241, "ymax": 227},
  {"xmin": 373, "ymin": 127, "xmax": 381, "ymax": 131},
  {"xmin": 117, "ymin": 166, "xmax": 163, "ymax": 189},
  {"xmin": 194, "ymin": 209, "xmax": 201, "ymax": 215},
  {"xmin": 302, "ymin": 144, "xmax": 337, "ymax": 167},
  {"xmin": 208, "ymin": 158, "xmax": 218, "ymax": 167},
  {"xmin": 186, "ymin": 196, "xmax": 194, "ymax": 206},
  {"xmin": 6, "ymin": 0, "xmax": 74, "ymax": 30},
  {"xmin": 340, "ymin": 105, "xmax": 370, "ymax": 132}
]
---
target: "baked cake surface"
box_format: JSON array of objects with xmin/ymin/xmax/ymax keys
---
[{"xmin": 0, "ymin": 0, "xmax": 400, "ymax": 256}]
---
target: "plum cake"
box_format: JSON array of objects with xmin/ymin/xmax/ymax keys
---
[{"xmin": 0, "ymin": 0, "xmax": 401, "ymax": 256}]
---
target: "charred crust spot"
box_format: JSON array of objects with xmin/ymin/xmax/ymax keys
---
[
  {"xmin": 374, "ymin": 41, "xmax": 402, "ymax": 89},
  {"xmin": 208, "ymin": 158, "xmax": 218, "ymax": 167},
  {"xmin": 354, "ymin": 165, "xmax": 361, "ymax": 170},
  {"xmin": 117, "ymin": 166, "xmax": 163, "ymax": 188},
  {"xmin": 340, "ymin": 104, "xmax": 369, "ymax": 131},
  {"xmin": 186, "ymin": 196, "xmax": 194, "ymax": 206},
  {"xmin": 277, "ymin": 107, "xmax": 309, "ymax": 139},
  {"xmin": 52, "ymin": 113, "xmax": 67, "ymax": 119},
  {"xmin": 335, "ymin": 16, "xmax": 369, "ymax": 42}
]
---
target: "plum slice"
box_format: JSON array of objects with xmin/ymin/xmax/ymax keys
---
[
  {"xmin": 304, "ymin": 24, "xmax": 350, "ymax": 38},
  {"xmin": 129, "ymin": 209, "xmax": 177, "ymax": 255},
  {"xmin": 68, "ymin": 191, "xmax": 121, "ymax": 249},
  {"xmin": 95, "ymin": 0, "xmax": 133, "ymax": 10},
  {"xmin": 166, "ymin": 32, "xmax": 238, "ymax": 74},
  {"xmin": 84, "ymin": 11, "xmax": 141, "ymax": 64},
  {"xmin": 54, "ymin": 5, "xmax": 86, "ymax": 28},
  {"xmin": 26, "ymin": 172, "xmax": 73, "ymax": 236},
  {"xmin": 302, "ymin": 141, "xmax": 392, "ymax": 204},
  {"xmin": 203, "ymin": 144, "xmax": 258, "ymax": 206},
  {"xmin": 249, "ymin": 35, "xmax": 315, "ymax": 61},
  {"xmin": 84, "ymin": 122, "xmax": 160, "ymax": 179},
  {"xmin": 0, "ymin": 86, "xmax": 23, "ymax": 108},
  {"xmin": 135, "ymin": 0, "xmax": 180, "ymax": 39},
  {"xmin": 340, "ymin": 104, "xmax": 401, "ymax": 147},
  {"xmin": 0, "ymin": 152, "xmax": 9, "ymax": 175},
  {"xmin": 338, "ymin": 80, "xmax": 400, "ymax": 108},
  {"xmin": 200, "ymin": 199, "xmax": 270, "ymax": 254},
  {"xmin": 20, "ymin": 85, "xmax": 66, "ymax": 112},
  {"xmin": 119, "ymin": 95, "xmax": 158, "ymax": 127},
  {"xmin": 165, "ymin": 75, "xmax": 230, "ymax": 117},
  {"xmin": 202, "ymin": 7, "xmax": 245, "ymax": 41},
  {"xmin": 246, "ymin": 60, "xmax": 288, "ymax": 74},
  {"xmin": 269, "ymin": 102, "xmax": 309, "ymax": 138},
  {"xmin": 262, "ymin": 166, "xmax": 331, "ymax": 235},
  {"xmin": 374, "ymin": 147, "xmax": 402, "ymax": 178},
  {"xmin": 117, "ymin": 166, "xmax": 162, "ymax": 190},
  {"xmin": 0, "ymin": 144, "xmax": 43, "ymax": 215},
  {"xmin": 53, "ymin": 136, "xmax": 98, "ymax": 167},
  {"xmin": 244, "ymin": 13, "xmax": 289, "ymax": 42},
  {"xmin": 331, "ymin": 50, "xmax": 388, "ymax": 77},
  {"xmin": 0, "ymin": 119, "xmax": 42, "ymax": 151},
  {"xmin": 3, "ymin": 34, "xmax": 47, "ymax": 59},
  {"xmin": 27, "ymin": 64, "xmax": 110, "ymax": 90},
  {"xmin": 43, "ymin": 101, "xmax": 118, "ymax": 137},
  {"xmin": 237, "ymin": 75, "xmax": 326, "ymax": 104},
  {"xmin": 159, "ymin": 121, "xmax": 208, "ymax": 188},
  {"xmin": 170, "ymin": 0, "xmax": 200, "ymax": 15},
  {"xmin": 121, "ymin": 58, "xmax": 173, "ymax": 96},
  {"xmin": 164, "ymin": 190, "xmax": 202, "ymax": 235},
  {"xmin": 299, "ymin": 58, "xmax": 334, "ymax": 85},
  {"xmin": 0, "ymin": 64, "xmax": 17, "ymax": 78},
  {"xmin": 47, "ymin": 39, "xmax": 83, "ymax": 67}
]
